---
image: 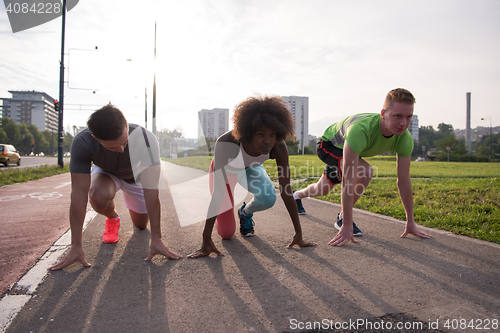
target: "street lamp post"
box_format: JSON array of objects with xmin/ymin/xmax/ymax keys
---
[
  {"xmin": 57, "ymin": 0, "xmax": 67, "ymax": 167},
  {"xmin": 152, "ymin": 22, "xmax": 157, "ymax": 137},
  {"xmin": 481, "ymin": 116, "xmax": 492, "ymax": 162}
]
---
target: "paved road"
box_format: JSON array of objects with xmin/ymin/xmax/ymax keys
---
[
  {"xmin": 0, "ymin": 156, "xmax": 71, "ymax": 171},
  {"xmin": 1, "ymin": 162, "xmax": 499, "ymax": 333}
]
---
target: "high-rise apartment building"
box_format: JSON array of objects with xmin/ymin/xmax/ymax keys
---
[
  {"xmin": 408, "ymin": 114, "xmax": 419, "ymax": 143},
  {"xmin": 1, "ymin": 90, "xmax": 58, "ymax": 132},
  {"xmin": 282, "ymin": 96, "xmax": 309, "ymax": 153},
  {"xmin": 198, "ymin": 108, "xmax": 229, "ymax": 139}
]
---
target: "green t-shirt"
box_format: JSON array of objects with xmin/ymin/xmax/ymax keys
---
[{"xmin": 321, "ymin": 113, "xmax": 414, "ymax": 158}]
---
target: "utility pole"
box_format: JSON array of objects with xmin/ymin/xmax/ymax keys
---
[
  {"xmin": 152, "ymin": 22, "xmax": 157, "ymax": 136},
  {"xmin": 466, "ymin": 92, "xmax": 472, "ymax": 154},
  {"xmin": 58, "ymin": 0, "xmax": 67, "ymax": 167}
]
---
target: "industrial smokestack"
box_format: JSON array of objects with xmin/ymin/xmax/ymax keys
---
[{"xmin": 466, "ymin": 92, "xmax": 472, "ymax": 154}]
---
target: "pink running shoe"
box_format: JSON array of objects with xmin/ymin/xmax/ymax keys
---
[{"xmin": 103, "ymin": 216, "xmax": 120, "ymax": 243}]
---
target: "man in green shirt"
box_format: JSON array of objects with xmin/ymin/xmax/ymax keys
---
[{"xmin": 294, "ymin": 88, "xmax": 432, "ymax": 246}]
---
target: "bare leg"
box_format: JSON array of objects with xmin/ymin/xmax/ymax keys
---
[
  {"xmin": 341, "ymin": 158, "xmax": 373, "ymax": 214},
  {"xmin": 129, "ymin": 210, "xmax": 148, "ymax": 230},
  {"xmin": 295, "ymin": 173, "xmax": 337, "ymax": 199},
  {"xmin": 89, "ymin": 173, "xmax": 118, "ymax": 219},
  {"xmin": 295, "ymin": 159, "xmax": 372, "ymax": 210}
]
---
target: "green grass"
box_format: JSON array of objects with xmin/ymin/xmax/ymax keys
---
[
  {"xmin": 363, "ymin": 158, "xmax": 500, "ymax": 178},
  {"xmin": 0, "ymin": 164, "xmax": 70, "ymax": 187},
  {"xmin": 168, "ymin": 156, "xmax": 212, "ymax": 172},
  {"xmin": 302, "ymin": 177, "xmax": 500, "ymax": 243},
  {"xmin": 168, "ymin": 155, "xmax": 500, "ymax": 244}
]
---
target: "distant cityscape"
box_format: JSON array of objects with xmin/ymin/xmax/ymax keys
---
[
  {"xmin": 197, "ymin": 96, "xmax": 312, "ymax": 152},
  {"xmin": 454, "ymin": 127, "xmax": 500, "ymax": 142},
  {"xmin": 1, "ymin": 90, "xmax": 497, "ymax": 149}
]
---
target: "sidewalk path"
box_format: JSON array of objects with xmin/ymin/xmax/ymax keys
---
[{"xmin": 2, "ymin": 162, "xmax": 500, "ymax": 333}]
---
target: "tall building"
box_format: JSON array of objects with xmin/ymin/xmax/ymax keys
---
[
  {"xmin": 198, "ymin": 108, "xmax": 229, "ymax": 139},
  {"xmin": 1, "ymin": 90, "xmax": 58, "ymax": 132},
  {"xmin": 408, "ymin": 114, "xmax": 419, "ymax": 143},
  {"xmin": 282, "ymin": 96, "xmax": 309, "ymax": 153}
]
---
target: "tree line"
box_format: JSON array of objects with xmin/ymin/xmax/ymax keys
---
[
  {"xmin": 0, "ymin": 118, "xmax": 73, "ymax": 156},
  {"xmin": 0, "ymin": 118, "xmax": 185, "ymax": 158},
  {"xmin": 304, "ymin": 122, "xmax": 498, "ymax": 162},
  {"xmin": 2, "ymin": 117, "xmax": 497, "ymax": 162},
  {"xmin": 163, "ymin": 122, "xmax": 499, "ymax": 162},
  {"xmin": 416, "ymin": 123, "xmax": 498, "ymax": 162}
]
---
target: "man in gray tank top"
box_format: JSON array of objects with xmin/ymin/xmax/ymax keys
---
[{"xmin": 49, "ymin": 103, "xmax": 182, "ymax": 270}]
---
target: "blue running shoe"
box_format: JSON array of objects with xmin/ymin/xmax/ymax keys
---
[
  {"xmin": 238, "ymin": 202, "xmax": 255, "ymax": 237},
  {"xmin": 293, "ymin": 191, "xmax": 306, "ymax": 215},
  {"xmin": 335, "ymin": 213, "xmax": 363, "ymax": 236}
]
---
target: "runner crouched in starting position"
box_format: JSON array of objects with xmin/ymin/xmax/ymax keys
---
[
  {"xmin": 188, "ymin": 95, "xmax": 316, "ymax": 258},
  {"xmin": 293, "ymin": 88, "xmax": 432, "ymax": 246},
  {"xmin": 49, "ymin": 103, "xmax": 182, "ymax": 270}
]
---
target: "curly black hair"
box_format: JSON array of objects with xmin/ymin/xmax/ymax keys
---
[{"xmin": 232, "ymin": 95, "xmax": 295, "ymax": 143}]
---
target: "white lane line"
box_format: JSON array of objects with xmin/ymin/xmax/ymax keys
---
[
  {"xmin": 0, "ymin": 209, "xmax": 98, "ymax": 333},
  {"xmin": 54, "ymin": 182, "xmax": 72, "ymax": 189}
]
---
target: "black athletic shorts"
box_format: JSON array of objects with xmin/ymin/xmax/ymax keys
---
[{"xmin": 316, "ymin": 139, "xmax": 343, "ymax": 185}]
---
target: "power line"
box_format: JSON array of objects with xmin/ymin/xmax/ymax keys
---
[{"xmin": 64, "ymin": 104, "xmax": 102, "ymax": 111}]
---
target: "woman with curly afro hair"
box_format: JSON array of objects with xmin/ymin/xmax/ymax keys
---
[{"xmin": 188, "ymin": 95, "xmax": 316, "ymax": 258}]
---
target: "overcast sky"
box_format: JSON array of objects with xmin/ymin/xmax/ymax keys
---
[{"xmin": 1, "ymin": 0, "xmax": 499, "ymax": 138}]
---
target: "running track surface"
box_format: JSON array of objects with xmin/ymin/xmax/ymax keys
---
[{"xmin": 0, "ymin": 173, "xmax": 74, "ymax": 296}]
